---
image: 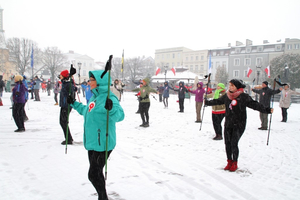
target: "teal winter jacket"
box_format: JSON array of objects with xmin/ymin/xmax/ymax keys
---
[{"xmin": 71, "ymin": 70, "xmax": 125, "ymax": 152}]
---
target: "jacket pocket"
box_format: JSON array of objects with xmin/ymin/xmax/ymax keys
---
[{"xmin": 98, "ymin": 129, "xmax": 101, "ymax": 146}]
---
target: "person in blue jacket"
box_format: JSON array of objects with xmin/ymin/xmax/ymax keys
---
[
  {"xmin": 67, "ymin": 70, "xmax": 124, "ymax": 200},
  {"xmin": 22, "ymin": 75, "xmax": 29, "ymax": 121},
  {"xmin": 81, "ymin": 80, "xmax": 93, "ymax": 104},
  {"xmin": 162, "ymin": 81, "xmax": 174, "ymax": 108}
]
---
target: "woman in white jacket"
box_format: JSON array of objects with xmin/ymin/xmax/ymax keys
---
[{"xmin": 279, "ymin": 84, "xmax": 300, "ymax": 122}]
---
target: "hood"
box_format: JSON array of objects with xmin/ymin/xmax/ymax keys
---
[
  {"xmin": 143, "ymin": 78, "xmax": 150, "ymax": 86},
  {"xmin": 179, "ymin": 81, "xmax": 184, "ymax": 87},
  {"xmin": 197, "ymin": 82, "xmax": 203, "ymax": 88},
  {"xmin": 89, "ymin": 70, "xmax": 110, "ymax": 93},
  {"xmin": 164, "ymin": 81, "xmax": 169, "ymax": 86}
]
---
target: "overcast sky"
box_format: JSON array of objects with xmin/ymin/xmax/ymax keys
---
[{"xmin": 1, "ymin": 0, "xmax": 300, "ymax": 62}]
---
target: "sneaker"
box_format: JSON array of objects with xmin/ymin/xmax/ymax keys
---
[
  {"xmin": 139, "ymin": 123, "xmax": 145, "ymax": 127},
  {"xmin": 14, "ymin": 128, "xmax": 25, "ymax": 132},
  {"xmin": 61, "ymin": 140, "xmax": 73, "ymax": 145}
]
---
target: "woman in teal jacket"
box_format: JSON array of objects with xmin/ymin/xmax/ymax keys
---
[{"xmin": 68, "ymin": 70, "xmax": 124, "ymax": 200}]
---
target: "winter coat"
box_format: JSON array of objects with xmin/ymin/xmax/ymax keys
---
[
  {"xmin": 54, "ymin": 81, "xmax": 61, "ymax": 94},
  {"xmin": 81, "ymin": 84, "xmax": 93, "ymax": 102},
  {"xmin": 252, "ymin": 87, "xmax": 280, "ymax": 107},
  {"xmin": 132, "ymin": 78, "xmax": 157, "ymax": 103},
  {"xmin": 157, "ymin": 86, "xmax": 164, "ymax": 94},
  {"xmin": 0, "ymin": 75, "xmax": 5, "ymax": 93},
  {"xmin": 47, "ymin": 81, "xmax": 52, "ymax": 90},
  {"xmin": 206, "ymin": 90, "xmax": 226, "ymax": 114},
  {"xmin": 162, "ymin": 81, "xmax": 173, "ymax": 98},
  {"xmin": 34, "ymin": 78, "xmax": 42, "ymax": 89},
  {"xmin": 59, "ymin": 79, "xmax": 75, "ymax": 108},
  {"xmin": 174, "ymin": 82, "xmax": 189, "ymax": 99},
  {"xmin": 22, "ymin": 79, "xmax": 29, "ymax": 101},
  {"xmin": 12, "ymin": 81, "xmax": 28, "ymax": 103},
  {"xmin": 206, "ymin": 92, "xmax": 271, "ymax": 131},
  {"xmin": 189, "ymin": 82, "xmax": 205, "ymax": 102},
  {"xmin": 71, "ymin": 70, "xmax": 125, "ymax": 152},
  {"xmin": 279, "ymin": 88, "xmax": 300, "ymax": 108}
]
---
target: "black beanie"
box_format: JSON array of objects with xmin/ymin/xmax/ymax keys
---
[
  {"xmin": 262, "ymin": 81, "xmax": 268, "ymax": 86},
  {"xmin": 230, "ymin": 79, "xmax": 246, "ymax": 89}
]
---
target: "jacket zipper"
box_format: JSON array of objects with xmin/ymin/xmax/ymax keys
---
[{"xmin": 98, "ymin": 129, "xmax": 101, "ymax": 146}]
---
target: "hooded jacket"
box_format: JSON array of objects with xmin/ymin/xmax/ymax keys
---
[
  {"xmin": 132, "ymin": 78, "xmax": 157, "ymax": 103},
  {"xmin": 71, "ymin": 70, "xmax": 124, "ymax": 152},
  {"xmin": 12, "ymin": 81, "xmax": 28, "ymax": 103},
  {"xmin": 174, "ymin": 81, "xmax": 189, "ymax": 99},
  {"xmin": 189, "ymin": 82, "xmax": 205, "ymax": 102},
  {"xmin": 162, "ymin": 81, "xmax": 173, "ymax": 98},
  {"xmin": 279, "ymin": 87, "xmax": 300, "ymax": 108}
]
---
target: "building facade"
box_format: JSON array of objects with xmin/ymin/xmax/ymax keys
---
[{"xmin": 182, "ymin": 49, "xmax": 208, "ymax": 78}]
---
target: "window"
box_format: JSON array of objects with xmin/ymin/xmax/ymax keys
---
[
  {"xmin": 287, "ymin": 44, "xmax": 292, "ymax": 50},
  {"xmin": 234, "ymin": 58, "xmax": 240, "ymax": 66},
  {"xmin": 162, "ymin": 54, "xmax": 164, "ymax": 59},
  {"xmin": 211, "ymin": 62, "xmax": 214, "ymax": 69},
  {"xmin": 196, "ymin": 56, "xmax": 199, "ymax": 60},
  {"xmin": 246, "ymin": 48, "xmax": 251, "ymax": 53},
  {"xmin": 178, "ymin": 53, "xmax": 181, "ymax": 59},
  {"xmin": 244, "ymin": 70, "xmax": 248, "ymax": 77},
  {"xmin": 244, "ymin": 58, "xmax": 251, "ymax": 66},
  {"xmin": 220, "ymin": 51, "xmax": 224, "ymax": 56},
  {"xmin": 172, "ymin": 53, "xmax": 175, "ymax": 58},
  {"xmin": 201, "ymin": 56, "xmax": 204, "ymax": 60},
  {"xmin": 190, "ymin": 65, "xmax": 194, "ymax": 70},
  {"xmin": 200, "ymin": 65, "xmax": 204, "ymax": 70},
  {"xmin": 295, "ymin": 44, "xmax": 300, "ymax": 49},
  {"xmin": 186, "ymin": 57, "xmax": 188, "ymax": 61},
  {"xmin": 83, "ymin": 70, "xmax": 87, "ymax": 76},
  {"xmin": 236, "ymin": 48, "xmax": 241, "ymax": 53},
  {"xmin": 256, "ymin": 57, "xmax": 263, "ymax": 65},
  {"xmin": 167, "ymin": 54, "xmax": 170, "ymax": 58},
  {"xmin": 276, "ymin": 45, "xmax": 282, "ymax": 51},
  {"xmin": 257, "ymin": 47, "xmax": 263, "ymax": 52},
  {"xmin": 222, "ymin": 61, "xmax": 227, "ymax": 68},
  {"xmin": 213, "ymin": 52, "xmax": 217, "ymax": 56},
  {"xmin": 195, "ymin": 65, "xmax": 199, "ymax": 71},
  {"xmin": 233, "ymin": 70, "xmax": 239, "ymax": 78},
  {"xmin": 191, "ymin": 56, "xmax": 193, "ymax": 61}
]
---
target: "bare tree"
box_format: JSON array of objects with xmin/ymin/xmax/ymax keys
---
[
  {"xmin": 6, "ymin": 38, "xmax": 39, "ymax": 75},
  {"xmin": 41, "ymin": 47, "xmax": 68, "ymax": 83},
  {"xmin": 111, "ymin": 57, "xmax": 122, "ymax": 81},
  {"xmin": 215, "ymin": 65, "xmax": 229, "ymax": 85}
]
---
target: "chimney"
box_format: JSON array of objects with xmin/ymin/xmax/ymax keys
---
[
  {"xmin": 246, "ymin": 39, "xmax": 252, "ymax": 46},
  {"xmin": 236, "ymin": 41, "xmax": 243, "ymax": 46},
  {"xmin": 263, "ymin": 40, "xmax": 269, "ymax": 44}
]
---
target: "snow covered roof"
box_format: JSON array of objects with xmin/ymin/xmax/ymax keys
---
[{"xmin": 151, "ymin": 69, "xmax": 204, "ymax": 83}]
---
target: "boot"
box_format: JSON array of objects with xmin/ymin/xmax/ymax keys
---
[
  {"xmin": 229, "ymin": 161, "xmax": 238, "ymax": 172},
  {"xmin": 54, "ymin": 102, "xmax": 58, "ymax": 105},
  {"xmin": 213, "ymin": 135, "xmax": 223, "ymax": 140},
  {"xmin": 224, "ymin": 160, "xmax": 233, "ymax": 170}
]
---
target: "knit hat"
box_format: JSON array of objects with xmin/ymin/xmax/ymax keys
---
[
  {"xmin": 14, "ymin": 75, "xmax": 23, "ymax": 82},
  {"xmin": 229, "ymin": 79, "xmax": 245, "ymax": 89},
  {"xmin": 217, "ymin": 83, "xmax": 225, "ymax": 89},
  {"xmin": 60, "ymin": 70, "xmax": 69, "ymax": 78},
  {"xmin": 262, "ymin": 81, "xmax": 268, "ymax": 86}
]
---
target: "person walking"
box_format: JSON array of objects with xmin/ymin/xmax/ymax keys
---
[
  {"xmin": 162, "ymin": 81, "xmax": 173, "ymax": 108},
  {"xmin": 59, "ymin": 70, "xmax": 75, "ymax": 145},
  {"xmin": 189, "ymin": 81, "xmax": 205, "ymax": 122},
  {"xmin": 33, "ymin": 76, "xmax": 41, "ymax": 101},
  {"xmin": 278, "ymin": 84, "xmax": 300, "ymax": 122},
  {"xmin": 206, "ymin": 83, "xmax": 226, "ymax": 140},
  {"xmin": 174, "ymin": 81, "xmax": 189, "ymax": 113},
  {"xmin": 81, "ymin": 79, "xmax": 87, "ymax": 97},
  {"xmin": 252, "ymin": 81, "xmax": 281, "ymax": 130},
  {"xmin": 157, "ymin": 84, "xmax": 164, "ymax": 102},
  {"xmin": 132, "ymin": 78, "xmax": 157, "ymax": 127},
  {"xmin": 46, "ymin": 79, "xmax": 52, "ymax": 96},
  {"xmin": 0, "ymin": 75, "xmax": 5, "ymax": 106},
  {"xmin": 12, "ymin": 75, "xmax": 28, "ymax": 132},
  {"xmin": 205, "ymin": 79, "xmax": 273, "ymax": 172},
  {"xmin": 67, "ymin": 70, "xmax": 124, "ymax": 200}
]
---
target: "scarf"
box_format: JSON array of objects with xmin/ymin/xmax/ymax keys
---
[
  {"xmin": 227, "ymin": 88, "xmax": 244, "ymax": 100},
  {"xmin": 213, "ymin": 89, "xmax": 225, "ymax": 99}
]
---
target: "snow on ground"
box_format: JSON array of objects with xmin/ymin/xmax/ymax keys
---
[{"xmin": 1, "ymin": 90, "xmax": 300, "ymax": 200}]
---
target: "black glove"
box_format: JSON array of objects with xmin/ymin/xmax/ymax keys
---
[
  {"xmin": 204, "ymin": 99, "xmax": 209, "ymax": 107},
  {"xmin": 105, "ymin": 98, "xmax": 113, "ymax": 111},
  {"xmin": 69, "ymin": 64, "xmax": 76, "ymax": 77},
  {"xmin": 67, "ymin": 95, "xmax": 75, "ymax": 104}
]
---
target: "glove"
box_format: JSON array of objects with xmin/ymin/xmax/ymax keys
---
[
  {"xmin": 188, "ymin": 89, "xmax": 191, "ymax": 92},
  {"xmin": 204, "ymin": 99, "xmax": 209, "ymax": 107},
  {"xmin": 69, "ymin": 64, "xmax": 76, "ymax": 77},
  {"xmin": 105, "ymin": 98, "xmax": 113, "ymax": 111},
  {"xmin": 67, "ymin": 95, "xmax": 75, "ymax": 104}
]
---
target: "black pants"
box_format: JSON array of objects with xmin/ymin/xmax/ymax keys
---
[
  {"xmin": 224, "ymin": 126, "xmax": 244, "ymax": 162},
  {"xmin": 159, "ymin": 94, "xmax": 162, "ymax": 102},
  {"xmin": 13, "ymin": 103, "xmax": 25, "ymax": 129},
  {"xmin": 140, "ymin": 102, "xmax": 150, "ymax": 124},
  {"xmin": 163, "ymin": 97, "xmax": 168, "ymax": 107},
  {"xmin": 60, "ymin": 107, "xmax": 73, "ymax": 142},
  {"xmin": 34, "ymin": 89, "xmax": 40, "ymax": 101},
  {"xmin": 54, "ymin": 93, "xmax": 58, "ymax": 103},
  {"xmin": 212, "ymin": 113, "xmax": 225, "ymax": 136},
  {"xmin": 88, "ymin": 150, "xmax": 112, "ymax": 200},
  {"xmin": 281, "ymin": 107, "xmax": 288, "ymax": 122},
  {"xmin": 179, "ymin": 98, "xmax": 184, "ymax": 112}
]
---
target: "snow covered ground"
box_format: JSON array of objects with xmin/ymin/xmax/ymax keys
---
[{"xmin": 1, "ymin": 90, "xmax": 300, "ymax": 200}]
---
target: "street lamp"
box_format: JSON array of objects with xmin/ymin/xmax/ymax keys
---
[
  {"xmin": 78, "ymin": 62, "xmax": 82, "ymax": 94},
  {"xmin": 164, "ymin": 66, "xmax": 168, "ymax": 81}
]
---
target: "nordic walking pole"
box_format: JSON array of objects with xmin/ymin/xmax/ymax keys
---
[
  {"xmin": 65, "ymin": 64, "xmax": 76, "ymax": 154},
  {"xmin": 101, "ymin": 55, "xmax": 113, "ymax": 180},
  {"xmin": 267, "ymin": 79, "xmax": 276, "ymax": 145},
  {"xmin": 200, "ymin": 73, "xmax": 211, "ymax": 131}
]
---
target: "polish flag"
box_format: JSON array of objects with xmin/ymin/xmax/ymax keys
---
[
  {"xmin": 265, "ymin": 66, "xmax": 270, "ymax": 78},
  {"xmin": 155, "ymin": 67, "xmax": 161, "ymax": 76},
  {"xmin": 171, "ymin": 67, "xmax": 176, "ymax": 76},
  {"xmin": 246, "ymin": 67, "xmax": 253, "ymax": 78}
]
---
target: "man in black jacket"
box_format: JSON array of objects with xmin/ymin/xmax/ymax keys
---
[{"xmin": 252, "ymin": 81, "xmax": 280, "ymax": 130}]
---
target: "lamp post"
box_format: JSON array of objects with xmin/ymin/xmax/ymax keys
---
[
  {"xmin": 284, "ymin": 64, "xmax": 289, "ymax": 82},
  {"xmin": 78, "ymin": 62, "xmax": 82, "ymax": 94},
  {"xmin": 164, "ymin": 66, "xmax": 168, "ymax": 82}
]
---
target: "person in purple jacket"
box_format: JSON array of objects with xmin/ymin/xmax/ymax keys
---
[
  {"xmin": 189, "ymin": 82, "xmax": 205, "ymax": 122},
  {"xmin": 12, "ymin": 75, "xmax": 28, "ymax": 132}
]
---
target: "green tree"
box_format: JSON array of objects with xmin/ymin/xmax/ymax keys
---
[{"xmin": 270, "ymin": 53, "xmax": 300, "ymax": 89}]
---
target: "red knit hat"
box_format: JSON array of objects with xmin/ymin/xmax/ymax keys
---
[{"xmin": 60, "ymin": 70, "xmax": 69, "ymax": 78}]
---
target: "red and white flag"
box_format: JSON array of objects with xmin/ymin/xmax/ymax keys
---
[
  {"xmin": 246, "ymin": 67, "xmax": 253, "ymax": 78},
  {"xmin": 171, "ymin": 67, "xmax": 176, "ymax": 76},
  {"xmin": 155, "ymin": 67, "xmax": 161, "ymax": 76},
  {"xmin": 265, "ymin": 66, "xmax": 270, "ymax": 78}
]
